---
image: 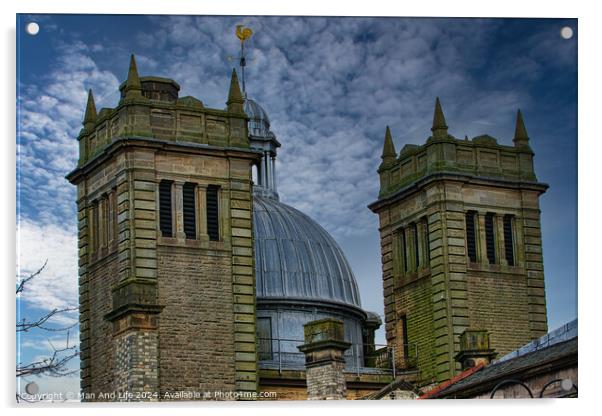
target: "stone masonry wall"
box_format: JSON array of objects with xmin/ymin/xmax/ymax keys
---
[
  {"xmin": 467, "ymin": 273, "xmax": 531, "ymax": 356},
  {"xmin": 395, "ymin": 277, "xmax": 435, "ymax": 383},
  {"xmin": 426, "ymin": 182, "xmax": 469, "ymax": 382},
  {"xmin": 114, "ymin": 330, "xmax": 159, "ymax": 401},
  {"xmin": 71, "ymin": 64, "xmax": 258, "ymax": 400},
  {"xmin": 375, "ymin": 178, "xmax": 548, "ymax": 386},
  {"xmin": 305, "ymin": 361, "xmax": 347, "ymax": 400},
  {"xmin": 157, "ymin": 246, "xmax": 236, "ymax": 396},
  {"xmin": 86, "ymin": 255, "xmax": 119, "ymax": 396},
  {"xmin": 372, "ymin": 112, "xmax": 548, "ymax": 387}
]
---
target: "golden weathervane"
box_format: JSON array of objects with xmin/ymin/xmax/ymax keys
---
[
  {"xmin": 234, "ymin": 25, "xmax": 253, "ymax": 96},
  {"xmin": 236, "ymin": 25, "xmax": 253, "ymax": 43}
]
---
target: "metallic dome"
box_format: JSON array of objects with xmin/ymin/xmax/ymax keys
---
[
  {"xmin": 244, "ymin": 98, "xmax": 272, "ymax": 137},
  {"xmin": 253, "ymin": 195, "xmax": 362, "ymax": 309}
]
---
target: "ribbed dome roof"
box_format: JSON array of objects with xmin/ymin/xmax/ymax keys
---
[
  {"xmin": 245, "ymin": 98, "xmax": 272, "ymax": 137},
  {"xmin": 253, "ymin": 195, "xmax": 362, "ymax": 308}
]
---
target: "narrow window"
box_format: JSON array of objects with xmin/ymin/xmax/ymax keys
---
[
  {"xmin": 101, "ymin": 196, "xmax": 108, "ymax": 247},
  {"xmin": 503, "ymin": 215, "xmax": 515, "ymax": 266},
  {"xmin": 413, "ymin": 223, "xmax": 420, "ymax": 269},
  {"xmin": 401, "ymin": 229, "xmax": 408, "ymax": 273},
  {"xmin": 159, "ymin": 180, "xmax": 173, "ymax": 237},
  {"xmin": 107, "ymin": 193, "xmax": 114, "ymax": 243},
  {"xmin": 206, "ymin": 185, "xmax": 220, "ymax": 241},
  {"xmin": 183, "ymin": 182, "xmax": 196, "ymax": 239},
  {"xmin": 97, "ymin": 198, "xmax": 104, "ymax": 248},
  {"xmin": 400, "ymin": 314, "xmax": 409, "ymax": 360},
  {"xmin": 422, "ymin": 217, "xmax": 430, "ymax": 267},
  {"xmin": 91, "ymin": 202, "xmax": 99, "ymax": 253},
  {"xmin": 257, "ymin": 317, "xmax": 272, "ymax": 360},
  {"xmin": 485, "ymin": 212, "xmax": 496, "ymax": 264},
  {"xmin": 465, "ymin": 211, "xmax": 478, "ymax": 263},
  {"xmin": 112, "ymin": 190, "xmax": 119, "ymax": 242}
]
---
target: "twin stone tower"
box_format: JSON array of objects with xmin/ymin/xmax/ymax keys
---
[{"xmin": 67, "ymin": 55, "xmax": 548, "ymax": 400}]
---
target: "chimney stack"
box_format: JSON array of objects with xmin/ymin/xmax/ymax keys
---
[
  {"xmin": 455, "ymin": 329, "xmax": 497, "ymax": 370},
  {"xmin": 298, "ymin": 318, "xmax": 351, "ymax": 400}
]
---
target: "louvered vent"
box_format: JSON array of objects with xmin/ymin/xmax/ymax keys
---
[
  {"xmin": 503, "ymin": 215, "xmax": 515, "ymax": 266},
  {"xmin": 206, "ymin": 185, "xmax": 219, "ymax": 241},
  {"xmin": 466, "ymin": 211, "xmax": 477, "ymax": 262},
  {"xmin": 159, "ymin": 180, "xmax": 173, "ymax": 237},
  {"xmin": 485, "ymin": 212, "xmax": 496, "ymax": 264},
  {"xmin": 183, "ymin": 182, "xmax": 196, "ymax": 239}
]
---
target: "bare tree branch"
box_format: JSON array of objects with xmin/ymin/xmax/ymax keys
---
[
  {"xmin": 17, "ymin": 345, "xmax": 79, "ymax": 378},
  {"xmin": 16, "ymin": 260, "xmax": 48, "ymax": 295},
  {"xmin": 17, "ymin": 307, "xmax": 78, "ymax": 333},
  {"xmin": 16, "ymin": 260, "xmax": 80, "ymax": 402}
]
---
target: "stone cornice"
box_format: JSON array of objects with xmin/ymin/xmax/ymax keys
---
[
  {"xmin": 66, "ymin": 136, "xmax": 263, "ymax": 184},
  {"xmin": 369, "ymin": 171, "xmax": 549, "ymax": 213}
]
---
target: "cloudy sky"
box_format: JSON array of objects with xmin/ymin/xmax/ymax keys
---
[{"xmin": 16, "ymin": 14, "xmax": 577, "ymax": 395}]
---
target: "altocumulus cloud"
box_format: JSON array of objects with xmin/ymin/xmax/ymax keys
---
[
  {"xmin": 17, "ymin": 15, "xmax": 576, "ymax": 313},
  {"xmin": 128, "ymin": 16, "xmax": 565, "ymax": 238},
  {"xmin": 17, "ymin": 39, "xmax": 120, "ymax": 310},
  {"xmin": 17, "ymin": 219, "xmax": 78, "ymax": 311}
]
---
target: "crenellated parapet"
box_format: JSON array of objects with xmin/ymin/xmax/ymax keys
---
[
  {"xmin": 377, "ymin": 103, "xmax": 539, "ymax": 202},
  {"xmin": 77, "ymin": 55, "xmax": 249, "ymax": 167}
]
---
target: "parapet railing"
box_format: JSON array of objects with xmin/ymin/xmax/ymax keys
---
[{"xmin": 257, "ymin": 337, "xmax": 417, "ymax": 377}]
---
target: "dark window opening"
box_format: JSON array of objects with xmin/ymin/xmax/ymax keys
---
[
  {"xmin": 183, "ymin": 182, "xmax": 196, "ymax": 239},
  {"xmin": 91, "ymin": 202, "xmax": 99, "ymax": 252},
  {"xmin": 423, "ymin": 217, "xmax": 430, "ymax": 266},
  {"xmin": 159, "ymin": 180, "xmax": 173, "ymax": 237},
  {"xmin": 465, "ymin": 211, "xmax": 478, "ymax": 263},
  {"xmin": 107, "ymin": 194, "xmax": 114, "ymax": 243},
  {"xmin": 400, "ymin": 314, "xmax": 409, "ymax": 360},
  {"xmin": 413, "ymin": 223, "xmax": 420, "ymax": 269},
  {"xmin": 485, "ymin": 212, "xmax": 496, "ymax": 264},
  {"xmin": 257, "ymin": 317, "xmax": 272, "ymax": 360},
  {"xmin": 206, "ymin": 185, "xmax": 220, "ymax": 241},
  {"xmin": 100, "ymin": 197, "xmax": 108, "ymax": 247},
  {"xmin": 503, "ymin": 215, "xmax": 515, "ymax": 266},
  {"xmin": 401, "ymin": 229, "xmax": 408, "ymax": 273},
  {"xmin": 112, "ymin": 190, "xmax": 118, "ymax": 242}
]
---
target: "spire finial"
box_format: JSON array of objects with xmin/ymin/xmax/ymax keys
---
[
  {"xmin": 83, "ymin": 89, "xmax": 97, "ymax": 129},
  {"xmin": 235, "ymin": 25, "xmax": 253, "ymax": 97},
  {"xmin": 513, "ymin": 109, "xmax": 530, "ymax": 147},
  {"xmin": 381, "ymin": 126, "xmax": 397, "ymax": 166},
  {"xmin": 431, "ymin": 97, "xmax": 448, "ymax": 139},
  {"xmin": 227, "ymin": 68, "xmax": 244, "ymax": 113},
  {"xmin": 124, "ymin": 54, "xmax": 142, "ymax": 99}
]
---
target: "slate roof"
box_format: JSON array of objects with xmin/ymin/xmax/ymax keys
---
[
  {"xmin": 425, "ymin": 337, "xmax": 578, "ymax": 398},
  {"xmin": 253, "ymin": 195, "xmax": 362, "ymax": 308}
]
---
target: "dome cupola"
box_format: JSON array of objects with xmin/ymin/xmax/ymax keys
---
[
  {"xmin": 245, "ymin": 98, "xmax": 273, "ymax": 138},
  {"xmin": 245, "ymin": 97, "xmax": 281, "ymax": 200}
]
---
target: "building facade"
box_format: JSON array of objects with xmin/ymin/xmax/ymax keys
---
[
  {"xmin": 67, "ymin": 56, "xmax": 261, "ymax": 400},
  {"xmin": 369, "ymin": 98, "xmax": 549, "ymax": 385},
  {"xmin": 67, "ymin": 55, "xmax": 390, "ymax": 401}
]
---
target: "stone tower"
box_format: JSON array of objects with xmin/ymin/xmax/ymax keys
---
[
  {"xmin": 67, "ymin": 56, "xmax": 261, "ymax": 401},
  {"xmin": 368, "ymin": 98, "xmax": 548, "ymax": 385}
]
